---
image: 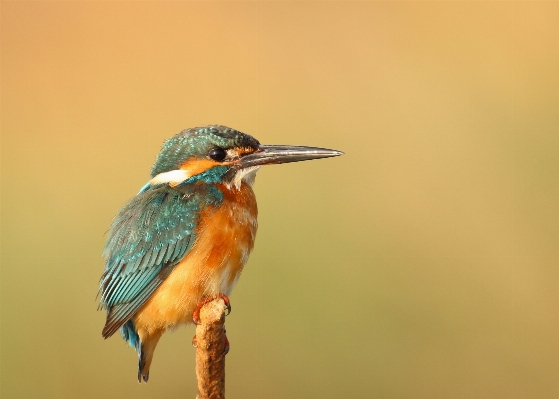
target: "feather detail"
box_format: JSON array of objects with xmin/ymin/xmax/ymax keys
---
[{"xmin": 99, "ymin": 184, "xmax": 220, "ymax": 337}]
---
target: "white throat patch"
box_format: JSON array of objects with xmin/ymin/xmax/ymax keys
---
[{"xmin": 227, "ymin": 166, "xmax": 261, "ymax": 190}]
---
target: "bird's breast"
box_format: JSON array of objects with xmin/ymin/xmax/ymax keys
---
[
  {"xmin": 133, "ymin": 183, "xmax": 258, "ymax": 332},
  {"xmin": 192, "ymin": 182, "xmax": 259, "ymax": 295}
]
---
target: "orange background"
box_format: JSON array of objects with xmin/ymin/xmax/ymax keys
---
[{"xmin": 2, "ymin": 2, "xmax": 558, "ymax": 398}]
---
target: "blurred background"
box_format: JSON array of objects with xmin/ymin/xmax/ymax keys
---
[{"xmin": 2, "ymin": 2, "xmax": 558, "ymax": 398}]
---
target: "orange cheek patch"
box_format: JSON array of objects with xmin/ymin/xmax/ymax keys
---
[
  {"xmin": 178, "ymin": 158, "xmax": 233, "ymax": 183},
  {"xmin": 180, "ymin": 158, "xmax": 220, "ymax": 175},
  {"xmin": 233, "ymin": 147, "xmax": 256, "ymax": 156}
]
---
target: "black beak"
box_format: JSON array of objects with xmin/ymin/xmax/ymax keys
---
[{"xmin": 238, "ymin": 145, "xmax": 343, "ymax": 168}]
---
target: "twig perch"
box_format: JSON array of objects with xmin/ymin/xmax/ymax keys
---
[{"xmin": 195, "ymin": 298, "xmax": 227, "ymax": 399}]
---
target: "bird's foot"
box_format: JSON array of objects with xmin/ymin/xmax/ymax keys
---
[{"xmin": 192, "ymin": 294, "xmax": 231, "ymax": 325}]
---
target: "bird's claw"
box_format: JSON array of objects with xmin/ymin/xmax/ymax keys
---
[
  {"xmin": 192, "ymin": 294, "xmax": 231, "ymax": 325},
  {"xmin": 219, "ymin": 293, "xmax": 231, "ymax": 316}
]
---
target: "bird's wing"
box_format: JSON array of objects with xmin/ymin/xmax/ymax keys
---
[{"xmin": 99, "ymin": 186, "xmax": 201, "ymax": 338}]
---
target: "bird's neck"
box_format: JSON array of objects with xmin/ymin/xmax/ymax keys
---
[{"xmin": 224, "ymin": 166, "xmax": 261, "ymax": 190}]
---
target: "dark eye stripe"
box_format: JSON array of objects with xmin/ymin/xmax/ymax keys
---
[{"xmin": 208, "ymin": 148, "xmax": 227, "ymax": 162}]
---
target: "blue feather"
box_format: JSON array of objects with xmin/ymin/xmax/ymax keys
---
[
  {"xmin": 100, "ymin": 183, "xmax": 223, "ymax": 338},
  {"xmin": 120, "ymin": 320, "xmax": 140, "ymax": 349},
  {"xmin": 137, "ymin": 182, "xmax": 151, "ymax": 195}
]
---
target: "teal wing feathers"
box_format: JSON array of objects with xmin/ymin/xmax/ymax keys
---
[{"xmin": 100, "ymin": 185, "xmax": 207, "ymax": 338}]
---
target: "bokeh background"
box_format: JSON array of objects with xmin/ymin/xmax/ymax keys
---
[{"xmin": 2, "ymin": 2, "xmax": 558, "ymax": 398}]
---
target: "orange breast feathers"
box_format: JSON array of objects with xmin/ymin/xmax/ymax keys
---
[{"xmin": 133, "ymin": 183, "xmax": 258, "ymax": 332}]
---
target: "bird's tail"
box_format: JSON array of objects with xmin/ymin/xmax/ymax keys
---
[
  {"xmin": 137, "ymin": 329, "xmax": 163, "ymax": 383},
  {"xmin": 119, "ymin": 320, "xmax": 163, "ymax": 383}
]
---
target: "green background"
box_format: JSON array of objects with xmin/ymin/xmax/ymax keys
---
[{"xmin": 2, "ymin": 2, "xmax": 558, "ymax": 398}]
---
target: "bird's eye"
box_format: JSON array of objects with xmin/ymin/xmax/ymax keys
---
[{"xmin": 208, "ymin": 148, "xmax": 227, "ymax": 162}]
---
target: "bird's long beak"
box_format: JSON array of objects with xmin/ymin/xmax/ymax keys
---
[{"xmin": 238, "ymin": 145, "xmax": 343, "ymax": 168}]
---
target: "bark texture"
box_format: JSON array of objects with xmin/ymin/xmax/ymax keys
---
[{"xmin": 195, "ymin": 298, "xmax": 227, "ymax": 399}]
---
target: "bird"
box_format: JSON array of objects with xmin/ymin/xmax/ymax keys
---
[{"xmin": 98, "ymin": 125, "xmax": 343, "ymax": 382}]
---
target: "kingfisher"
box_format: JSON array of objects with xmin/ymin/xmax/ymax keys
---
[{"xmin": 99, "ymin": 125, "xmax": 342, "ymax": 382}]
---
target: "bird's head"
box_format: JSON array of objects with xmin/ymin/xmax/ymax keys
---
[{"xmin": 141, "ymin": 125, "xmax": 343, "ymax": 192}]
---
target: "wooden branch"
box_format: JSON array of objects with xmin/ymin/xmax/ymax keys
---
[{"xmin": 195, "ymin": 298, "xmax": 227, "ymax": 399}]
